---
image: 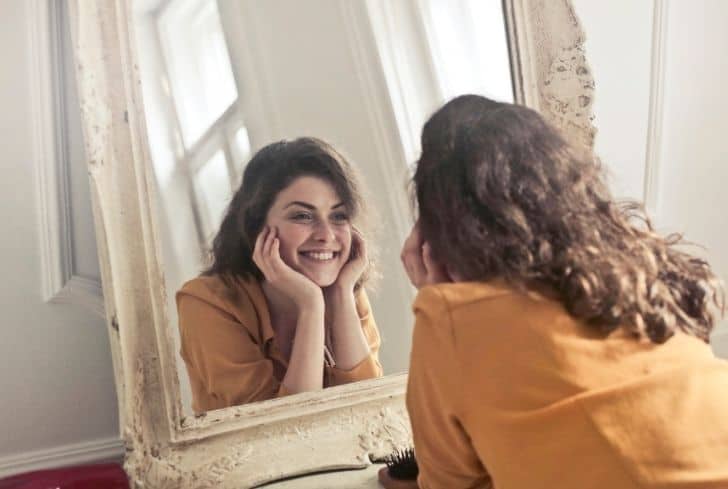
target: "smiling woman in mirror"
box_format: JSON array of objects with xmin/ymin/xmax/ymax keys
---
[{"xmin": 176, "ymin": 138, "xmax": 382, "ymax": 414}]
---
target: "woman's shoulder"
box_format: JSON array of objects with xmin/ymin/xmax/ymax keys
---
[
  {"xmin": 177, "ymin": 274, "xmax": 262, "ymax": 316},
  {"xmin": 413, "ymin": 280, "xmax": 516, "ymax": 313}
]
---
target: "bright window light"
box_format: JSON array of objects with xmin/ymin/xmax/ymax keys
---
[
  {"xmin": 233, "ymin": 125, "xmax": 252, "ymax": 167},
  {"xmin": 423, "ymin": 0, "xmax": 513, "ymax": 103},
  {"xmin": 158, "ymin": 0, "xmax": 238, "ymax": 148},
  {"xmin": 193, "ymin": 150, "xmax": 232, "ymax": 240}
]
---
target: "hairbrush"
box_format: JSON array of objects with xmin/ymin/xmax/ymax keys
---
[{"xmin": 383, "ymin": 447, "xmax": 418, "ymax": 480}]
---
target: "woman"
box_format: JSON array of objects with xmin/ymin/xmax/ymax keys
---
[
  {"xmin": 397, "ymin": 95, "xmax": 728, "ymax": 488},
  {"xmin": 176, "ymin": 137, "xmax": 382, "ymax": 414}
]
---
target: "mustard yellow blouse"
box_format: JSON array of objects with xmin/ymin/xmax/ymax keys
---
[
  {"xmin": 407, "ymin": 281, "xmax": 728, "ymax": 489},
  {"xmin": 176, "ymin": 274, "xmax": 383, "ymax": 413}
]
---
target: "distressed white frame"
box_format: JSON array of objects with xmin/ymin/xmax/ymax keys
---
[{"xmin": 67, "ymin": 0, "xmax": 596, "ymax": 487}]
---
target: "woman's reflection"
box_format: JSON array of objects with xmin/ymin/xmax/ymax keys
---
[{"xmin": 176, "ymin": 138, "xmax": 382, "ymax": 413}]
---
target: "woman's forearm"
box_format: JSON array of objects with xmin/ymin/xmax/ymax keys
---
[
  {"xmin": 281, "ymin": 303, "xmax": 326, "ymax": 394},
  {"xmin": 326, "ymin": 287, "xmax": 371, "ymax": 370}
]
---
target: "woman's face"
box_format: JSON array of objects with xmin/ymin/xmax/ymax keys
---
[{"xmin": 264, "ymin": 176, "xmax": 352, "ymax": 287}]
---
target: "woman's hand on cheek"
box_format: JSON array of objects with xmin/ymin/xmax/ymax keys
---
[
  {"xmin": 400, "ymin": 224, "xmax": 452, "ymax": 289},
  {"xmin": 331, "ymin": 228, "xmax": 367, "ymax": 293},
  {"xmin": 253, "ymin": 226, "xmax": 323, "ymax": 309}
]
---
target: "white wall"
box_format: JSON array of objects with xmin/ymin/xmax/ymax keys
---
[
  {"xmin": 572, "ymin": 0, "xmax": 654, "ymax": 202},
  {"xmin": 574, "ymin": 0, "xmax": 728, "ymax": 356},
  {"xmin": 656, "ymin": 0, "xmax": 728, "ymax": 354},
  {"xmin": 0, "ymin": 1, "xmax": 120, "ymax": 478}
]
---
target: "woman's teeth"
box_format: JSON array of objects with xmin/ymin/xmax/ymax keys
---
[{"xmin": 301, "ymin": 251, "xmax": 335, "ymax": 261}]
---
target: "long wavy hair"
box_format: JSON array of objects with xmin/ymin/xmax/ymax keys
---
[
  {"xmin": 204, "ymin": 137, "xmax": 373, "ymax": 290},
  {"xmin": 414, "ymin": 95, "xmax": 723, "ymax": 343}
]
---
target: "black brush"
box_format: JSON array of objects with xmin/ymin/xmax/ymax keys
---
[{"xmin": 383, "ymin": 447, "xmax": 418, "ymax": 480}]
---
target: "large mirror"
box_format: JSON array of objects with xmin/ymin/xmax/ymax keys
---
[
  {"xmin": 68, "ymin": 0, "xmax": 595, "ymax": 486},
  {"xmin": 131, "ymin": 0, "xmax": 514, "ymax": 416}
]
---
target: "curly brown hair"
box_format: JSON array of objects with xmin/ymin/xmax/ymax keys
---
[
  {"xmin": 414, "ymin": 95, "xmax": 723, "ymax": 343},
  {"xmin": 205, "ymin": 137, "xmax": 374, "ymax": 290}
]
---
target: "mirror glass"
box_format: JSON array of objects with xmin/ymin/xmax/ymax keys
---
[{"xmin": 131, "ymin": 0, "xmax": 513, "ymax": 416}]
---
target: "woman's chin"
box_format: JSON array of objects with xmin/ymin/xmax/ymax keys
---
[
  {"xmin": 311, "ymin": 276, "xmax": 337, "ymax": 288},
  {"xmin": 301, "ymin": 270, "xmax": 339, "ymax": 288}
]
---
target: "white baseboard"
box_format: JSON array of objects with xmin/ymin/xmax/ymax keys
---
[{"xmin": 0, "ymin": 437, "xmax": 124, "ymax": 479}]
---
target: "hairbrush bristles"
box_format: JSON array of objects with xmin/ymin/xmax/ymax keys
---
[{"xmin": 384, "ymin": 447, "xmax": 418, "ymax": 480}]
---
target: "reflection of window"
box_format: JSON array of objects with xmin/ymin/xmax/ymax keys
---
[
  {"xmin": 418, "ymin": 0, "xmax": 513, "ymax": 104},
  {"xmin": 193, "ymin": 150, "xmax": 232, "ymax": 240},
  {"xmin": 230, "ymin": 126, "xmax": 252, "ymax": 169},
  {"xmin": 147, "ymin": 0, "xmax": 251, "ymax": 244},
  {"xmin": 366, "ymin": 0, "xmax": 513, "ymax": 167},
  {"xmin": 158, "ymin": 0, "xmax": 238, "ymax": 147}
]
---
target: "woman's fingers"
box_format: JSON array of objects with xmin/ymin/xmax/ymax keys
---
[
  {"xmin": 253, "ymin": 227, "xmax": 268, "ymax": 269},
  {"xmin": 400, "ymin": 226, "xmax": 423, "ymax": 262},
  {"xmin": 401, "ymin": 223, "xmax": 452, "ymax": 288},
  {"xmin": 269, "ymin": 237, "xmax": 285, "ymax": 273},
  {"xmin": 254, "ymin": 227, "xmax": 282, "ymax": 281},
  {"xmin": 351, "ymin": 228, "xmax": 367, "ymax": 263},
  {"xmin": 263, "ymin": 226, "xmax": 276, "ymax": 258},
  {"xmin": 403, "ymin": 248, "xmax": 427, "ymax": 288},
  {"xmin": 267, "ymin": 232, "xmax": 296, "ymax": 282},
  {"xmin": 401, "ymin": 224, "xmax": 428, "ymax": 287}
]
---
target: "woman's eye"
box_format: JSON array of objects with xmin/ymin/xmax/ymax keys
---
[
  {"xmin": 331, "ymin": 213, "xmax": 350, "ymax": 224},
  {"xmin": 290, "ymin": 212, "xmax": 313, "ymax": 222}
]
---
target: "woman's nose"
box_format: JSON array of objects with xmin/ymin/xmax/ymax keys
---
[{"xmin": 312, "ymin": 221, "xmax": 336, "ymax": 242}]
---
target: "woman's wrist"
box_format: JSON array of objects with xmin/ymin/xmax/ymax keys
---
[
  {"xmin": 295, "ymin": 289, "xmax": 325, "ymax": 314},
  {"xmin": 326, "ymin": 281, "xmax": 356, "ymax": 299}
]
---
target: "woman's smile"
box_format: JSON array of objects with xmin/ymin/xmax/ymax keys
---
[{"xmin": 299, "ymin": 250, "xmax": 340, "ymax": 262}]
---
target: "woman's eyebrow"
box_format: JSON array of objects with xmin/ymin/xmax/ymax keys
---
[
  {"xmin": 283, "ymin": 201, "xmax": 315, "ymax": 210},
  {"xmin": 283, "ymin": 201, "xmax": 346, "ymax": 210}
]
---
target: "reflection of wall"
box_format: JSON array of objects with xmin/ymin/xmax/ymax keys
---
[{"xmin": 573, "ymin": 0, "xmax": 728, "ymax": 357}]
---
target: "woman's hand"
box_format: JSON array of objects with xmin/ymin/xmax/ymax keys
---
[
  {"xmin": 329, "ymin": 228, "xmax": 367, "ymax": 294},
  {"xmin": 253, "ymin": 226, "xmax": 323, "ymax": 310},
  {"xmin": 400, "ymin": 223, "xmax": 452, "ymax": 289}
]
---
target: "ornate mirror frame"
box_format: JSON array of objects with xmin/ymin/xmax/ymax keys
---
[{"xmin": 67, "ymin": 0, "xmax": 596, "ymax": 487}]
